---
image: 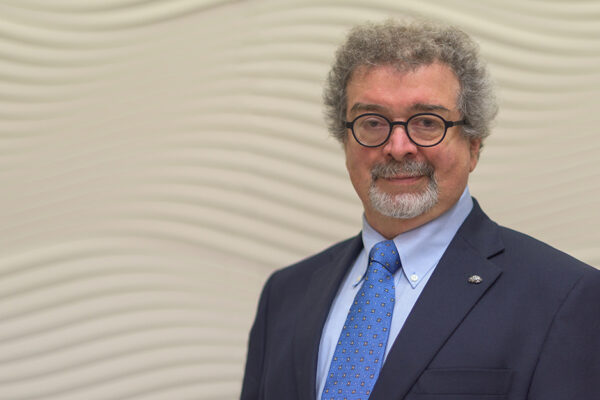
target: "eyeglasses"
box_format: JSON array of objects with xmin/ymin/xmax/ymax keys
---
[{"xmin": 344, "ymin": 112, "xmax": 467, "ymax": 148}]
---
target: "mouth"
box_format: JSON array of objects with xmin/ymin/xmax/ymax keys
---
[
  {"xmin": 371, "ymin": 160, "xmax": 433, "ymax": 183},
  {"xmin": 381, "ymin": 175, "xmax": 424, "ymax": 183},
  {"xmin": 371, "ymin": 160, "xmax": 433, "ymax": 192},
  {"xmin": 377, "ymin": 174, "xmax": 426, "ymax": 189}
]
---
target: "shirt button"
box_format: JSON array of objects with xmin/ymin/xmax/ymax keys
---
[{"xmin": 410, "ymin": 274, "xmax": 419, "ymax": 282}]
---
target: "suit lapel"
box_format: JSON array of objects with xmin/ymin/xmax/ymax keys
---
[
  {"xmin": 293, "ymin": 235, "xmax": 363, "ymax": 400},
  {"xmin": 371, "ymin": 200, "xmax": 505, "ymax": 400}
]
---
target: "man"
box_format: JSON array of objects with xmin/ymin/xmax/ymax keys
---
[{"xmin": 240, "ymin": 19, "xmax": 600, "ymax": 400}]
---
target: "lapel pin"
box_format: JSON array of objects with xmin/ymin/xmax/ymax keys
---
[{"xmin": 468, "ymin": 275, "xmax": 483, "ymax": 284}]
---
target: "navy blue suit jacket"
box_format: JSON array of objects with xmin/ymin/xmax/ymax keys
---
[{"xmin": 241, "ymin": 201, "xmax": 600, "ymax": 399}]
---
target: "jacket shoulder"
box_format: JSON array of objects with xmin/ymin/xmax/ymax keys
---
[
  {"xmin": 463, "ymin": 199, "xmax": 597, "ymax": 279},
  {"xmin": 496, "ymin": 225, "xmax": 597, "ymax": 277},
  {"xmin": 269, "ymin": 235, "xmax": 362, "ymax": 283}
]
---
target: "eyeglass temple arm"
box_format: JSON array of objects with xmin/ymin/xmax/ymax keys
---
[{"xmin": 447, "ymin": 119, "xmax": 467, "ymax": 128}]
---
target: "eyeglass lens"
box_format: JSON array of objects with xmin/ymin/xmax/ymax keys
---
[{"xmin": 353, "ymin": 114, "xmax": 446, "ymax": 147}]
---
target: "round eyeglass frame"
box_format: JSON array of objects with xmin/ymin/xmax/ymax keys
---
[{"xmin": 344, "ymin": 112, "xmax": 467, "ymax": 148}]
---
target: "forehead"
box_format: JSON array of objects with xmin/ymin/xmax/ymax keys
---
[{"xmin": 345, "ymin": 63, "xmax": 460, "ymax": 115}]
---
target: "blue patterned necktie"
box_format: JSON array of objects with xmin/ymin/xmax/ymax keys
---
[{"xmin": 322, "ymin": 240, "xmax": 401, "ymax": 400}]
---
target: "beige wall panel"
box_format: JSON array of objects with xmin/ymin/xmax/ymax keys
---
[{"xmin": 0, "ymin": 0, "xmax": 598, "ymax": 398}]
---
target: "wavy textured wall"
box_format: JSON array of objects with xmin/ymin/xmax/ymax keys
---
[{"xmin": 0, "ymin": 0, "xmax": 598, "ymax": 398}]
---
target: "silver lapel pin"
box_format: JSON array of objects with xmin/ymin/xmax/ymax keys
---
[{"xmin": 468, "ymin": 275, "xmax": 483, "ymax": 284}]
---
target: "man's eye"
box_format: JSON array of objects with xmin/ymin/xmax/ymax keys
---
[
  {"xmin": 359, "ymin": 117, "xmax": 387, "ymax": 130},
  {"xmin": 417, "ymin": 118, "xmax": 434, "ymax": 126},
  {"xmin": 412, "ymin": 116, "xmax": 442, "ymax": 130}
]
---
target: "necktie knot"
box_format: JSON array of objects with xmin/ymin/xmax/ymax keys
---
[{"xmin": 369, "ymin": 240, "xmax": 401, "ymax": 275}]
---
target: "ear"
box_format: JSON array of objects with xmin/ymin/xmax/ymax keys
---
[{"xmin": 469, "ymin": 138, "xmax": 481, "ymax": 172}]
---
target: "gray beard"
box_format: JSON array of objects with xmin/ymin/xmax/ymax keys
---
[{"xmin": 368, "ymin": 159, "xmax": 438, "ymax": 219}]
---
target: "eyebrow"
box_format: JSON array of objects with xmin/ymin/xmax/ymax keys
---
[
  {"xmin": 410, "ymin": 103, "xmax": 451, "ymax": 113},
  {"xmin": 348, "ymin": 102, "xmax": 452, "ymax": 117},
  {"xmin": 349, "ymin": 103, "xmax": 388, "ymax": 115}
]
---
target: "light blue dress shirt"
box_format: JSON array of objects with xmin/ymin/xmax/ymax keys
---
[{"xmin": 316, "ymin": 187, "xmax": 474, "ymax": 399}]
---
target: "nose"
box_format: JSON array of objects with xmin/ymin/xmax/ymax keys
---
[{"xmin": 382, "ymin": 124, "xmax": 419, "ymax": 160}]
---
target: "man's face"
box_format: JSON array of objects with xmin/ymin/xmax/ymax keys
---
[{"xmin": 344, "ymin": 63, "xmax": 480, "ymax": 234}]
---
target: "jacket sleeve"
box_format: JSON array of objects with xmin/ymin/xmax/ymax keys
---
[
  {"xmin": 240, "ymin": 274, "xmax": 273, "ymax": 400},
  {"xmin": 528, "ymin": 268, "xmax": 600, "ymax": 399}
]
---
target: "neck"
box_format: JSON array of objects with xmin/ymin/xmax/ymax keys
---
[{"xmin": 364, "ymin": 207, "xmax": 447, "ymax": 239}]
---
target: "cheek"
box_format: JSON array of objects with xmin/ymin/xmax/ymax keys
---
[
  {"xmin": 430, "ymin": 148, "xmax": 471, "ymax": 183},
  {"xmin": 345, "ymin": 148, "xmax": 374, "ymax": 189},
  {"xmin": 346, "ymin": 151, "xmax": 363, "ymax": 182}
]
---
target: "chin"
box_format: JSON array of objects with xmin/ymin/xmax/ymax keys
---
[{"xmin": 368, "ymin": 181, "xmax": 438, "ymax": 219}]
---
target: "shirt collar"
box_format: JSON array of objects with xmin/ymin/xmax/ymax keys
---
[{"xmin": 361, "ymin": 186, "xmax": 473, "ymax": 288}]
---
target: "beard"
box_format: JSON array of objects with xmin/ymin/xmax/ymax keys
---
[{"xmin": 368, "ymin": 159, "xmax": 438, "ymax": 219}]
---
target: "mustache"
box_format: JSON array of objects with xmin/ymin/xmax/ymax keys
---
[{"xmin": 371, "ymin": 159, "xmax": 434, "ymax": 179}]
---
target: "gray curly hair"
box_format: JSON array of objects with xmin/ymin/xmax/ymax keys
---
[{"xmin": 323, "ymin": 19, "xmax": 498, "ymax": 146}]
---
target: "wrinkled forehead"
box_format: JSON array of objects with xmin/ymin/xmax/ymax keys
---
[
  {"xmin": 347, "ymin": 61, "xmax": 454, "ymax": 87},
  {"xmin": 345, "ymin": 62, "xmax": 461, "ymax": 112}
]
